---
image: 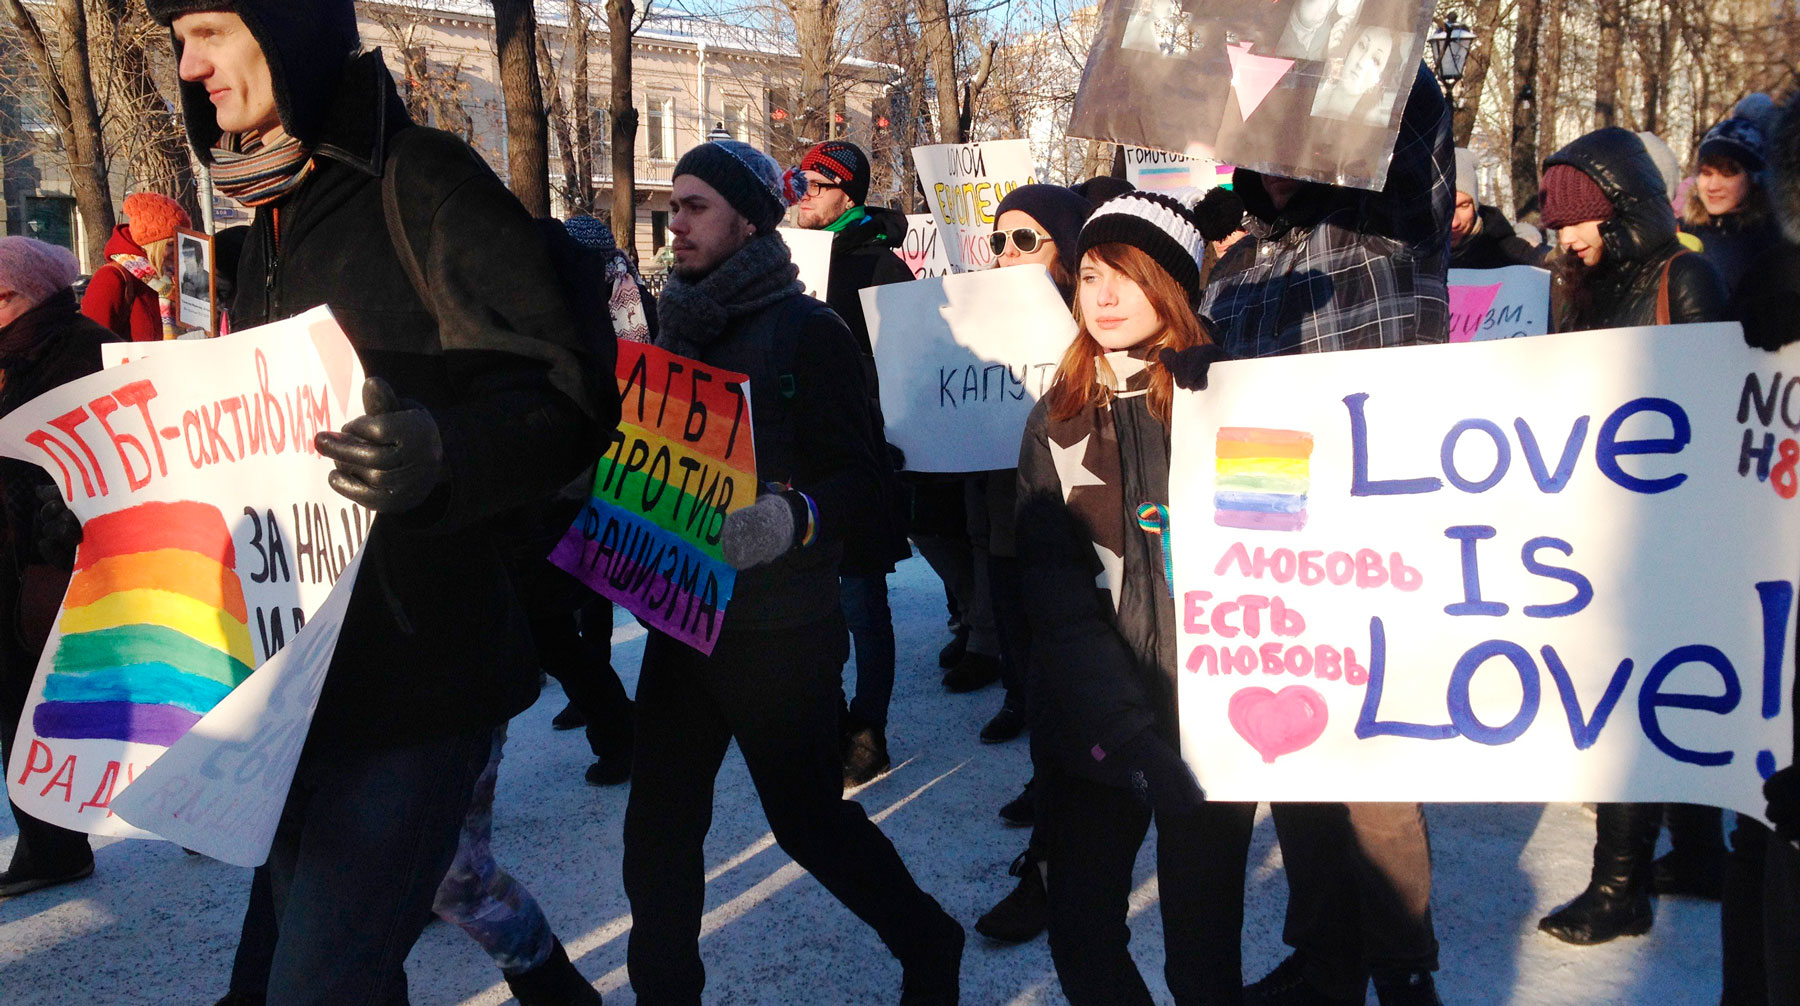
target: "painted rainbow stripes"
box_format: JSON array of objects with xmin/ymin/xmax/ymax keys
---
[
  {"xmin": 34, "ymin": 500, "xmax": 253, "ymax": 747},
  {"xmin": 1214, "ymin": 428, "xmax": 1314, "ymax": 532}
]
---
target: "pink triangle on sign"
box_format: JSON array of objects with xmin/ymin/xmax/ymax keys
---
[
  {"xmin": 1447, "ymin": 283, "xmax": 1503, "ymax": 342},
  {"xmin": 308, "ymin": 318, "xmax": 358, "ymax": 418},
  {"xmin": 1225, "ymin": 43, "xmax": 1293, "ymax": 120}
]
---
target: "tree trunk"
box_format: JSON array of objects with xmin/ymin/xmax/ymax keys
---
[
  {"xmin": 916, "ymin": 0, "xmax": 960, "ymax": 143},
  {"xmin": 1594, "ymin": 0, "xmax": 1623, "ymax": 128},
  {"xmin": 607, "ymin": 0, "xmax": 639, "ymax": 260},
  {"xmin": 99, "ymin": 0, "xmax": 199, "ymax": 222},
  {"xmin": 1538, "ymin": 0, "xmax": 1564, "ymax": 169},
  {"xmin": 571, "ymin": 3, "xmax": 595, "ymax": 216},
  {"xmin": 789, "ymin": 0, "xmax": 839, "ymax": 154},
  {"xmin": 1449, "ymin": 0, "xmax": 1505, "ymax": 146},
  {"xmin": 537, "ymin": 28, "xmax": 579, "ymax": 216},
  {"xmin": 493, "ymin": 0, "xmax": 550, "ymax": 217},
  {"xmin": 4, "ymin": 0, "xmax": 115, "ymax": 267},
  {"xmin": 1509, "ymin": 0, "xmax": 1541, "ymax": 216}
]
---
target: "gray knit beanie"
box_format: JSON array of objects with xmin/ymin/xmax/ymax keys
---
[{"xmin": 672, "ymin": 140, "xmax": 804, "ymax": 233}]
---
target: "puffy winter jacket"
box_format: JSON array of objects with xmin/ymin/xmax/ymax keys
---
[
  {"xmin": 1684, "ymin": 211, "xmax": 1783, "ymax": 300},
  {"xmin": 1544, "ymin": 128, "xmax": 1727, "ymax": 332}
]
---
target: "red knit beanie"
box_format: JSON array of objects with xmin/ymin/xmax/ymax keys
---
[
  {"xmin": 800, "ymin": 141, "xmax": 871, "ymax": 206},
  {"xmin": 1539, "ymin": 164, "xmax": 1614, "ymax": 230},
  {"xmin": 123, "ymin": 192, "xmax": 191, "ymax": 246}
]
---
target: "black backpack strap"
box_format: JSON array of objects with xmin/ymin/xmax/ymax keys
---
[
  {"xmin": 754, "ymin": 293, "xmax": 818, "ymax": 486},
  {"xmin": 379, "ymin": 127, "xmax": 432, "ymax": 313}
]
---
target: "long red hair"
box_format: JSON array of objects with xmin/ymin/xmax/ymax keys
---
[{"xmin": 1047, "ymin": 243, "xmax": 1210, "ymax": 424}]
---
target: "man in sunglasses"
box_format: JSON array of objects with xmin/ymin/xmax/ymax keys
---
[{"xmin": 792, "ymin": 140, "xmax": 917, "ymax": 788}]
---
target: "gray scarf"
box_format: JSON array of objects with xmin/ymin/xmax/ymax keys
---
[{"xmin": 656, "ymin": 234, "xmax": 804, "ymax": 357}]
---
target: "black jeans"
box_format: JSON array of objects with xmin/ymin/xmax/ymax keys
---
[
  {"xmin": 0, "ymin": 639, "xmax": 91, "ymax": 878},
  {"xmin": 532, "ymin": 596, "xmax": 634, "ymax": 762},
  {"xmin": 1766, "ymin": 834, "xmax": 1800, "ymax": 1006},
  {"xmin": 262, "ymin": 729, "xmax": 490, "ymax": 1006},
  {"xmin": 1724, "ymin": 815, "xmax": 1771, "ymax": 1006},
  {"xmin": 1273, "ymin": 802, "xmax": 1440, "ymax": 998},
  {"xmin": 1042, "ymin": 769, "xmax": 1257, "ymax": 1005},
  {"xmin": 623, "ymin": 616, "xmax": 954, "ymax": 1005}
]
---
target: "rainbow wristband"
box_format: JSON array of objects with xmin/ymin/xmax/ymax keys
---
[{"xmin": 798, "ymin": 491, "xmax": 819, "ymax": 548}]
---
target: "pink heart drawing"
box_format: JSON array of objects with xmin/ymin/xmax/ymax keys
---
[{"xmin": 1229, "ymin": 685, "xmax": 1329, "ymax": 764}]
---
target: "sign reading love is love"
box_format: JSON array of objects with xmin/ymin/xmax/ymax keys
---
[
  {"xmin": 1169, "ymin": 323, "xmax": 1800, "ymax": 823},
  {"xmin": 1448, "ymin": 266, "xmax": 1551, "ymax": 342}
]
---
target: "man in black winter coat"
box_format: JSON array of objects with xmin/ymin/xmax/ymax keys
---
[
  {"xmin": 625, "ymin": 138, "xmax": 963, "ymax": 1005},
  {"xmin": 1449, "ymin": 148, "xmax": 1547, "ymax": 270},
  {"xmin": 151, "ymin": 3, "xmax": 608, "ymax": 1002},
  {"xmin": 792, "ymin": 139, "xmax": 914, "ymax": 784}
]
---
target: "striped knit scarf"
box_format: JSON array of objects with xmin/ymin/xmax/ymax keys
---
[
  {"xmin": 109, "ymin": 254, "xmax": 177, "ymax": 339},
  {"xmin": 212, "ymin": 131, "xmax": 317, "ymax": 207}
]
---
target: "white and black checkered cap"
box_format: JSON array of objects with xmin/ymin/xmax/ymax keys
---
[{"xmin": 1075, "ymin": 188, "xmax": 1208, "ymax": 303}]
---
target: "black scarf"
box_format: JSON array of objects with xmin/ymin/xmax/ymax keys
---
[
  {"xmin": 0, "ymin": 290, "xmax": 77, "ymax": 372},
  {"xmin": 655, "ymin": 234, "xmax": 804, "ymax": 358}
]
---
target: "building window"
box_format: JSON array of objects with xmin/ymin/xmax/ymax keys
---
[
  {"xmin": 651, "ymin": 209, "xmax": 668, "ymax": 253},
  {"xmin": 647, "ymin": 96, "xmax": 676, "ymax": 161},
  {"xmin": 723, "ymin": 102, "xmax": 751, "ymax": 142},
  {"xmin": 589, "ymin": 105, "xmax": 611, "ymax": 160}
]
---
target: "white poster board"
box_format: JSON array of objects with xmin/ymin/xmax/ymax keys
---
[
  {"xmin": 777, "ymin": 226, "xmax": 833, "ymax": 302},
  {"xmin": 2, "ymin": 306, "xmax": 369, "ymax": 864},
  {"xmin": 901, "ymin": 214, "xmax": 954, "ymax": 279},
  {"xmin": 1124, "ymin": 147, "xmax": 1232, "ymax": 193},
  {"xmin": 863, "ymin": 266, "xmax": 1079, "ymax": 472},
  {"xmin": 1448, "ymin": 266, "xmax": 1552, "ymax": 342},
  {"xmin": 911, "ymin": 140, "xmax": 1037, "ymax": 272},
  {"xmin": 1169, "ymin": 323, "xmax": 1800, "ymax": 823}
]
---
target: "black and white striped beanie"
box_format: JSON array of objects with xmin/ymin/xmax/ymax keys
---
[{"xmin": 1075, "ymin": 188, "xmax": 1207, "ymax": 303}]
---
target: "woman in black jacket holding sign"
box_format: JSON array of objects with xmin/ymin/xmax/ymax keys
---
[
  {"xmin": 1535, "ymin": 127, "xmax": 1729, "ymax": 947},
  {"xmin": 1016, "ymin": 190, "xmax": 1250, "ymax": 1005}
]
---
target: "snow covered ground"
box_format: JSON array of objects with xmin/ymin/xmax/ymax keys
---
[{"xmin": 0, "ymin": 554, "xmax": 1726, "ymax": 1004}]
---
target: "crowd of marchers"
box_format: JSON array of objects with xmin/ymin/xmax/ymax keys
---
[{"xmin": 1, "ymin": 2, "xmax": 1799, "ymax": 1005}]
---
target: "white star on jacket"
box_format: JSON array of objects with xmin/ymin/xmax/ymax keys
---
[{"xmin": 1048, "ymin": 431, "xmax": 1127, "ymax": 611}]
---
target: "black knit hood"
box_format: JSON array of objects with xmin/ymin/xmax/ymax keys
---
[
  {"xmin": 147, "ymin": 0, "xmax": 361, "ymax": 159},
  {"xmin": 1542, "ymin": 127, "xmax": 1676, "ymax": 267}
]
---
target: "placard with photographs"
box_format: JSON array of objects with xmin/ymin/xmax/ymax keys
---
[
  {"xmin": 175, "ymin": 227, "xmax": 217, "ymax": 337},
  {"xmin": 1068, "ymin": 0, "xmax": 1435, "ymax": 191}
]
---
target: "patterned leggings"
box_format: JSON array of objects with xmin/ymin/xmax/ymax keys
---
[{"xmin": 430, "ymin": 725, "xmax": 556, "ymax": 976}]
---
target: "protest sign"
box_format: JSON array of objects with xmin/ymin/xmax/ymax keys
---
[
  {"xmin": 1124, "ymin": 147, "xmax": 1233, "ymax": 192},
  {"xmin": 1448, "ymin": 266, "xmax": 1552, "ymax": 342},
  {"xmin": 1068, "ymin": 0, "xmax": 1437, "ymax": 191},
  {"xmin": 902, "ymin": 214, "xmax": 954, "ymax": 279},
  {"xmin": 549, "ymin": 342, "xmax": 754, "ymax": 654},
  {"xmin": 2, "ymin": 306, "xmax": 369, "ymax": 856},
  {"xmin": 863, "ymin": 266, "xmax": 1079, "ymax": 472},
  {"xmin": 1169, "ymin": 323, "xmax": 1800, "ymax": 823},
  {"xmin": 777, "ymin": 226, "xmax": 833, "ymax": 301},
  {"xmin": 911, "ymin": 140, "xmax": 1037, "ymax": 272},
  {"xmin": 175, "ymin": 228, "xmax": 217, "ymax": 336}
]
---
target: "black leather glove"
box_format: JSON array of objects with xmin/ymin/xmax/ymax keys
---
[
  {"xmin": 1109, "ymin": 730, "xmax": 1207, "ymax": 819},
  {"xmin": 1158, "ymin": 344, "xmax": 1231, "ymax": 392},
  {"xmin": 35, "ymin": 484, "xmax": 81, "ymax": 569},
  {"xmin": 314, "ymin": 377, "xmax": 444, "ymax": 514},
  {"xmin": 720, "ymin": 489, "xmax": 808, "ymax": 570},
  {"xmin": 1766, "ymin": 765, "xmax": 1800, "ymax": 844}
]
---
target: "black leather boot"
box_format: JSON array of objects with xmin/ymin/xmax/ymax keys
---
[
  {"xmin": 1538, "ymin": 802, "xmax": 1660, "ymax": 944},
  {"xmin": 504, "ymin": 939, "xmax": 603, "ymax": 1005}
]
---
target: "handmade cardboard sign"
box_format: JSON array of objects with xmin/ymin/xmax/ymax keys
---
[
  {"xmin": 902, "ymin": 214, "xmax": 955, "ymax": 279},
  {"xmin": 777, "ymin": 226, "xmax": 834, "ymax": 302},
  {"xmin": 1168, "ymin": 323, "xmax": 1800, "ymax": 823},
  {"xmin": 1124, "ymin": 147, "xmax": 1234, "ymax": 192},
  {"xmin": 174, "ymin": 228, "xmax": 217, "ymax": 337},
  {"xmin": 863, "ymin": 266, "xmax": 1080, "ymax": 472},
  {"xmin": 1068, "ymin": 0, "xmax": 1437, "ymax": 190},
  {"xmin": 911, "ymin": 140, "xmax": 1037, "ymax": 272},
  {"xmin": 1447, "ymin": 266, "xmax": 1552, "ymax": 342},
  {"xmin": 2, "ymin": 306, "xmax": 368, "ymax": 859},
  {"xmin": 549, "ymin": 342, "xmax": 754, "ymax": 654}
]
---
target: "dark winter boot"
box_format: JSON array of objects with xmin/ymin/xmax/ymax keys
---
[
  {"xmin": 551, "ymin": 702, "xmax": 587, "ymax": 730},
  {"xmin": 1652, "ymin": 803, "xmax": 1726, "ymax": 899},
  {"xmin": 979, "ymin": 701, "xmax": 1027, "ymax": 743},
  {"xmin": 212, "ymin": 994, "xmax": 265, "ymax": 1006},
  {"xmin": 942, "ymin": 652, "xmax": 1000, "ymax": 693},
  {"xmin": 843, "ymin": 716, "xmax": 891, "ymax": 788},
  {"xmin": 1372, "ymin": 969, "xmax": 1443, "ymax": 1006},
  {"xmin": 997, "ymin": 779, "xmax": 1036, "ymax": 826},
  {"xmin": 938, "ymin": 626, "xmax": 969, "ymax": 669},
  {"xmin": 973, "ymin": 850, "xmax": 1046, "ymax": 943},
  {"xmin": 503, "ymin": 939, "xmax": 603, "ymax": 1006},
  {"xmin": 1244, "ymin": 954, "xmax": 1362, "ymax": 1006},
  {"xmin": 1538, "ymin": 802, "xmax": 1659, "ymax": 945},
  {"xmin": 900, "ymin": 914, "xmax": 964, "ymax": 1005}
]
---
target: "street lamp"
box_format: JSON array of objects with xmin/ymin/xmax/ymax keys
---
[
  {"xmin": 1426, "ymin": 14, "xmax": 1477, "ymax": 101},
  {"xmin": 707, "ymin": 122, "xmax": 732, "ymax": 142}
]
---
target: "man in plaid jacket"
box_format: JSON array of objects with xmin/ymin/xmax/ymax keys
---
[
  {"xmin": 1201, "ymin": 61, "xmax": 1455, "ymax": 359},
  {"xmin": 1204, "ymin": 63, "xmax": 1455, "ymax": 1006}
]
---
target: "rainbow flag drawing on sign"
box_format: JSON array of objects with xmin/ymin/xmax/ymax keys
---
[
  {"xmin": 34, "ymin": 500, "xmax": 254, "ymax": 747},
  {"xmin": 1213, "ymin": 428, "xmax": 1313, "ymax": 532}
]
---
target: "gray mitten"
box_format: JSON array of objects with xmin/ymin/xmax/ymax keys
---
[{"xmin": 720, "ymin": 491, "xmax": 809, "ymax": 570}]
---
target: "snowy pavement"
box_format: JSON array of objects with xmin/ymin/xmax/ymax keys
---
[{"xmin": 1, "ymin": 554, "xmax": 1725, "ymax": 1004}]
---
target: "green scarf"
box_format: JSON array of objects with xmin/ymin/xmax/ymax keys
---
[{"xmin": 823, "ymin": 205, "xmax": 869, "ymax": 234}]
